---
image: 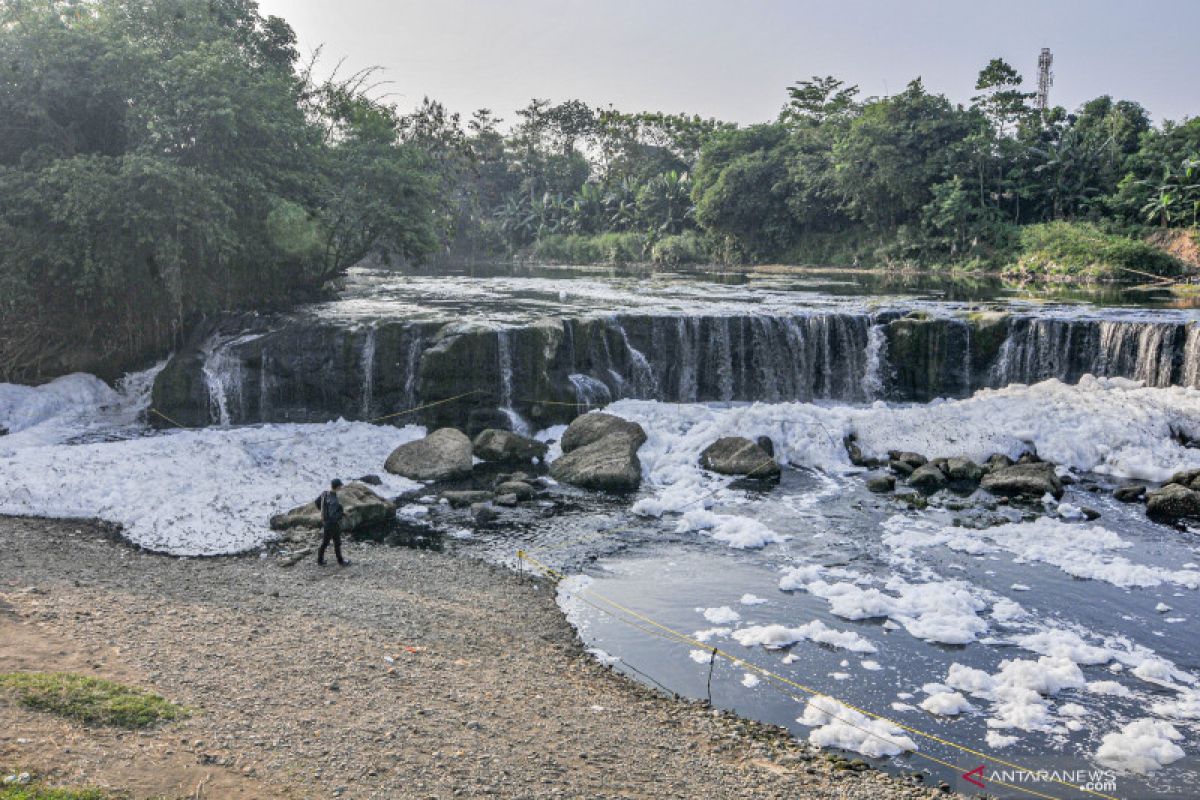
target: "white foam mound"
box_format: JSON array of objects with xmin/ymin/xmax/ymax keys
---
[
  {"xmin": 608, "ymin": 376, "xmax": 1200, "ymax": 486},
  {"xmin": 675, "ymin": 509, "xmax": 786, "ymax": 549},
  {"xmin": 1095, "ymin": 719, "xmax": 1185, "ymax": 774},
  {"xmin": 0, "ymin": 373, "xmax": 119, "ymax": 435},
  {"xmin": 0, "ymin": 419, "xmax": 423, "ymax": 555},
  {"xmin": 798, "ymin": 696, "xmax": 918, "ymax": 758},
  {"xmin": 732, "ymin": 621, "xmax": 877, "ymax": 654}
]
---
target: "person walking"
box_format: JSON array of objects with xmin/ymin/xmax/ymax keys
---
[{"xmin": 315, "ymin": 479, "xmax": 351, "ymax": 567}]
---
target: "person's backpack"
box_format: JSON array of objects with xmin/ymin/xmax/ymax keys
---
[{"xmin": 321, "ymin": 490, "xmax": 345, "ymax": 526}]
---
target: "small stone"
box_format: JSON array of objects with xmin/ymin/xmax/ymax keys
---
[
  {"xmin": 470, "ymin": 503, "xmax": 498, "ymax": 524},
  {"xmin": 908, "ymin": 463, "xmax": 948, "ymax": 493},
  {"xmin": 1114, "ymin": 484, "xmax": 1146, "ymax": 503},
  {"xmin": 494, "ymin": 493, "xmax": 519, "ymax": 507},
  {"xmin": 865, "ymin": 474, "xmax": 895, "ymax": 493}
]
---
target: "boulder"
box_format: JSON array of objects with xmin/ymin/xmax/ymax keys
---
[
  {"xmin": 472, "ymin": 429, "xmax": 549, "ymax": 463},
  {"xmin": 494, "ymin": 493, "xmax": 520, "ymax": 507},
  {"xmin": 384, "ymin": 428, "xmax": 473, "ymax": 481},
  {"xmin": 981, "ymin": 462, "xmax": 1063, "ymax": 499},
  {"xmin": 756, "ymin": 436, "xmax": 776, "ymax": 458},
  {"xmin": 560, "ymin": 413, "xmax": 647, "ymax": 453},
  {"xmin": 441, "ymin": 490, "xmax": 494, "ymax": 508},
  {"xmin": 1113, "ymin": 485, "xmax": 1147, "ymax": 503},
  {"xmin": 494, "ymin": 480, "xmax": 536, "ymax": 501},
  {"xmin": 984, "ymin": 453, "xmax": 1014, "ymax": 472},
  {"xmin": 1168, "ymin": 468, "xmax": 1200, "ymax": 488},
  {"xmin": 550, "ymin": 434, "xmax": 642, "ymax": 491},
  {"xmin": 890, "ymin": 451, "xmax": 928, "ymax": 469},
  {"xmin": 889, "ymin": 460, "xmax": 916, "ymax": 478},
  {"xmin": 270, "ymin": 482, "xmax": 395, "ymax": 532},
  {"xmin": 698, "ymin": 437, "xmax": 781, "ymax": 479},
  {"xmin": 1146, "ymin": 483, "xmax": 1200, "ymax": 522},
  {"xmin": 470, "ymin": 502, "xmax": 499, "ymax": 524},
  {"xmin": 356, "ymin": 474, "xmax": 383, "ymax": 486},
  {"xmin": 865, "ymin": 474, "xmax": 896, "ymax": 493},
  {"xmin": 945, "ymin": 457, "xmax": 983, "ymax": 483},
  {"xmin": 908, "ymin": 463, "xmax": 948, "ymax": 493}
]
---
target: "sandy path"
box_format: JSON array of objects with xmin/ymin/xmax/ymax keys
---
[{"xmin": 0, "ymin": 516, "xmax": 939, "ymax": 799}]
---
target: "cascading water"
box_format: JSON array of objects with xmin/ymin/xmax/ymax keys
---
[
  {"xmin": 360, "ymin": 327, "xmax": 377, "ymax": 418},
  {"xmin": 200, "ymin": 337, "xmax": 244, "ymax": 427},
  {"xmin": 496, "ymin": 328, "xmax": 530, "ymax": 434},
  {"xmin": 861, "ymin": 324, "xmax": 887, "ymax": 400},
  {"xmin": 403, "ymin": 331, "xmax": 424, "ymax": 408},
  {"xmin": 568, "ymin": 374, "xmax": 612, "ymax": 411}
]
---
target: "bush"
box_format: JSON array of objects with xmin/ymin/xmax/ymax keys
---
[
  {"xmin": 528, "ymin": 233, "xmax": 647, "ymax": 265},
  {"xmin": 1009, "ymin": 221, "xmax": 1184, "ymax": 281},
  {"xmin": 0, "ymin": 673, "xmax": 187, "ymax": 729},
  {"xmin": 649, "ymin": 232, "xmax": 710, "ymax": 266}
]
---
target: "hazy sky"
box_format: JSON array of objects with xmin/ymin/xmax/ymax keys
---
[{"xmin": 258, "ymin": 0, "xmax": 1200, "ymax": 126}]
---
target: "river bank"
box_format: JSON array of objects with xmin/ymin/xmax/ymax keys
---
[{"xmin": 0, "ymin": 515, "xmax": 942, "ymax": 799}]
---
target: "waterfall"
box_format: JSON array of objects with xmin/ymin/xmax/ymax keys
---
[
  {"xmin": 709, "ymin": 317, "xmax": 735, "ymax": 401},
  {"xmin": 403, "ymin": 330, "xmax": 423, "ymax": 408},
  {"xmin": 861, "ymin": 324, "xmax": 887, "ymax": 400},
  {"xmin": 200, "ymin": 337, "xmax": 244, "ymax": 427},
  {"xmin": 613, "ymin": 320, "xmax": 658, "ymax": 398},
  {"xmin": 676, "ymin": 317, "xmax": 700, "ymax": 402},
  {"xmin": 496, "ymin": 329, "xmax": 530, "ymax": 434},
  {"xmin": 1184, "ymin": 324, "xmax": 1200, "ymax": 388},
  {"xmin": 360, "ymin": 327, "xmax": 377, "ymax": 418},
  {"xmin": 569, "ymin": 373, "xmax": 612, "ymax": 411}
]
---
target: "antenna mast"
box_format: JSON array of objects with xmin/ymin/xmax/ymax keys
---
[{"xmin": 1036, "ymin": 48, "xmax": 1054, "ymax": 113}]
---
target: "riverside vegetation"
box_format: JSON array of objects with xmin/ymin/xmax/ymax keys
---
[{"xmin": 2, "ymin": 1, "xmax": 1200, "ymax": 381}]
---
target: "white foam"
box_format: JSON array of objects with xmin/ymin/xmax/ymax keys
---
[
  {"xmin": 920, "ymin": 691, "xmax": 974, "ymax": 716},
  {"xmin": 699, "ymin": 606, "xmax": 741, "ymax": 624},
  {"xmin": 676, "ymin": 510, "xmax": 786, "ymax": 549},
  {"xmin": 798, "ymin": 696, "xmax": 917, "ymax": 758},
  {"xmin": 1094, "ymin": 719, "xmax": 1185, "ymax": 774},
  {"xmin": 732, "ymin": 621, "xmax": 877, "ymax": 654}
]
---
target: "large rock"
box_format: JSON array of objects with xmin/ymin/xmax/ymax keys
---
[
  {"xmin": 699, "ymin": 437, "xmax": 781, "ymax": 479},
  {"xmin": 945, "ymin": 457, "xmax": 983, "ymax": 483},
  {"xmin": 550, "ymin": 434, "xmax": 642, "ymax": 491},
  {"xmin": 908, "ymin": 463, "xmax": 948, "ymax": 493},
  {"xmin": 472, "ymin": 429, "xmax": 549, "ymax": 463},
  {"xmin": 560, "ymin": 413, "xmax": 647, "ymax": 454},
  {"xmin": 1113, "ymin": 485, "xmax": 1147, "ymax": 503},
  {"xmin": 981, "ymin": 462, "xmax": 1063, "ymax": 499},
  {"xmin": 1146, "ymin": 483, "xmax": 1200, "ymax": 522},
  {"xmin": 270, "ymin": 482, "xmax": 395, "ymax": 532},
  {"xmin": 384, "ymin": 428, "xmax": 473, "ymax": 481}
]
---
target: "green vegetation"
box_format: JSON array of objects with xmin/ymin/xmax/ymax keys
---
[
  {"xmin": 0, "ymin": 672, "xmax": 187, "ymax": 729},
  {"xmin": 0, "ymin": 0, "xmax": 438, "ymax": 381},
  {"xmin": 0, "ymin": 783, "xmax": 109, "ymax": 800},
  {"xmin": 1009, "ymin": 222, "xmax": 1184, "ymax": 281},
  {"xmin": 3, "ymin": 2, "xmax": 1198, "ymax": 380}
]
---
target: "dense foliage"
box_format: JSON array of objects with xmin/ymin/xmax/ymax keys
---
[
  {"xmin": 0, "ymin": 0, "xmax": 438, "ymax": 380},
  {"xmin": 407, "ymin": 68, "xmax": 1198, "ymax": 272},
  {"xmin": 3, "ymin": 1, "xmax": 1198, "ymax": 380}
]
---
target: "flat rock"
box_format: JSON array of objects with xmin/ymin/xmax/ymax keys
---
[
  {"xmin": 889, "ymin": 451, "xmax": 927, "ymax": 468},
  {"xmin": 560, "ymin": 413, "xmax": 647, "ymax": 454},
  {"xmin": 698, "ymin": 437, "xmax": 780, "ymax": 479},
  {"xmin": 270, "ymin": 482, "xmax": 395, "ymax": 532},
  {"xmin": 441, "ymin": 490, "xmax": 494, "ymax": 508},
  {"xmin": 550, "ymin": 434, "xmax": 642, "ymax": 491},
  {"xmin": 472, "ymin": 429, "xmax": 549, "ymax": 463},
  {"xmin": 494, "ymin": 481, "xmax": 535, "ymax": 501},
  {"xmin": 981, "ymin": 462, "xmax": 1063, "ymax": 499},
  {"xmin": 908, "ymin": 463, "xmax": 948, "ymax": 493},
  {"xmin": 1113, "ymin": 485, "xmax": 1147, "ymax": 503},
  {"xmin": 384, "ymin": 428, "xmax": 473, "ymax": 481},
  {"xmin": 1146, "ymin": 483, "xmax": 1200, "ymax": 521},
  {"xmin": 865, "ymin": 474, "xmax": 895, "ymax": 493}
]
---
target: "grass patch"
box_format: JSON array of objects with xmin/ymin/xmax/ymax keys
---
[
  {"xmin": 0, "ymin": 784, "xmax": 110, "ymax": 800},
  {"xmin": 0, "ymin": 673, "xmax": 187, "ymax": 729},
  {"xmin": 1007, "ymin": 221, "xmax": 1184, "ymax": 281}
]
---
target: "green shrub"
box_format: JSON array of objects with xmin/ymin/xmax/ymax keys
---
[
  {"xmin": 649, "ymin": 232, "xmax": 710, "ymax": 266},
  {"xmin": 0, "ymin": 673, "xmax": 187, "ymax": 729},
  {"xmin": 1009, "ymin": 221, "xmax": 1183, "ymax": 280},
  {"xmin": 528, "ymin": 233, "xmax": 647, "ymax": 265}
]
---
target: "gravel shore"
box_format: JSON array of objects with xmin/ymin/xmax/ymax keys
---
[{"xmin": 0, "ymin": 516, "xmax": 945, "ymax": 799}]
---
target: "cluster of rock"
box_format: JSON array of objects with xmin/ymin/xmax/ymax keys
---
[{"xmin": 857, "ymin": 443, "xmax": 1064, "ymax": 501}]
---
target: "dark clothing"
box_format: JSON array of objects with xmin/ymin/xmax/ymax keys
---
[
  {"xmin": 315, "ymin": 491, "xmax": 347, "ymax": 566},
  {"xmin": 318, "ymin": 522, "xmax": 345, "ymax": 566}
]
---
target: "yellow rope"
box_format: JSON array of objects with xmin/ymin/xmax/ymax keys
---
[
  {"xmin": 365, "ymin": 389, "xmax": 485, "ymax": 424},
  {"xmin": 518, "ymin": 550, "xmax": 1118, "ymax": 800}
]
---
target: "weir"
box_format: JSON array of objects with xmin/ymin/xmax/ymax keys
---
[{"xmin": 151, "ymin": 309, "xmax": 1200, "ymax": 433}]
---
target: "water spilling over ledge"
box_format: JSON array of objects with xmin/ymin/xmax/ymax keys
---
[{"xmin": 151, "ymin": 302, "xmax": 1200, "ymax": 432}]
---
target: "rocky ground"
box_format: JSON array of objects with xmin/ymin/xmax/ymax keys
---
[{"xmin": 0, "ymin": 515, "xmax": 946, "ymax": 799}]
